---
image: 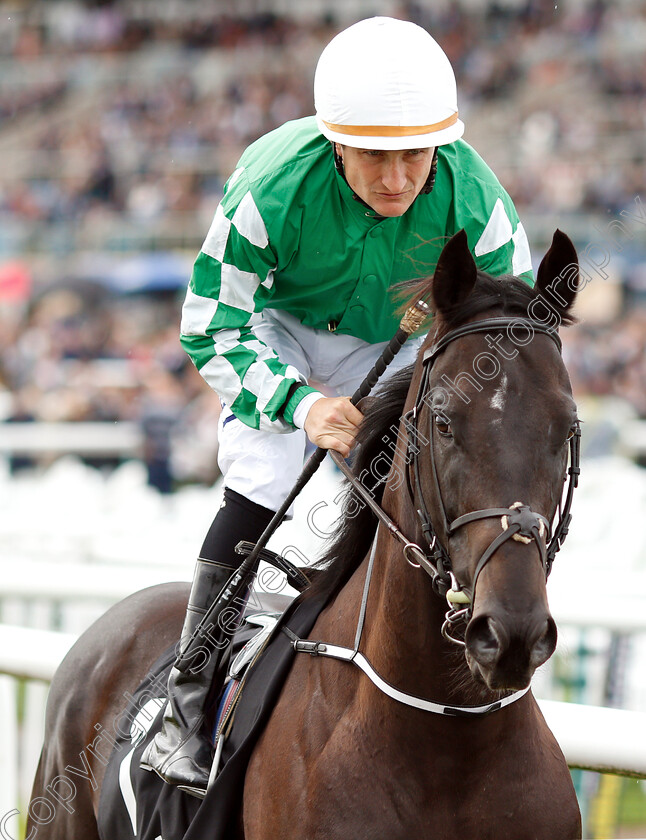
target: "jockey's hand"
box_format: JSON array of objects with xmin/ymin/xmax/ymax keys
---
[{"xmin": 303, "ymin": 396, "xmax": 364, "ymax": 458}]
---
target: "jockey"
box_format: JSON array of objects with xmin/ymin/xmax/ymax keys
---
[{"xmin": 141, "ymin": 16, "xmax": 533, "ymax": 795}]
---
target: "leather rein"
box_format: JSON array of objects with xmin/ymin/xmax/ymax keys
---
[{"xmin": 330, "ymin": 316, "xmax": 581, "ymax": 645}]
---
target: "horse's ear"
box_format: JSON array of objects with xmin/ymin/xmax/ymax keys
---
[
  {"xmin": 431, "ymin": 230, "xmax": 478, "ymax": 315},
  {"xmin": 535, "ymin": 229, "xmax": 579, "ymax": 315}
]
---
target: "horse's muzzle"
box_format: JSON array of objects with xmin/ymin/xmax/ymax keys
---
[{"xmin": 464, "ymin": 610, "xmax": 557, "ymax": 691}]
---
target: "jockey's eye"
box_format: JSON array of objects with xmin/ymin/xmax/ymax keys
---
[{"xmin": 434, "ymin": 414, "xmax": 452, "ymax": 437}]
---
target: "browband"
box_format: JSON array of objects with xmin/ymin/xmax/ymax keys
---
[{"xmin": 424, "ymin": 317, "xmax": 562, "ymax": 367}]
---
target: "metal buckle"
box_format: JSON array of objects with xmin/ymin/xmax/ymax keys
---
[{"xmin": 403, "ymin": 542, "xmax": 424, "ymax": 568}]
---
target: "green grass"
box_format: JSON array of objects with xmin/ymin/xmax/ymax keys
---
[{"xmin": 618, "ymin": 779, "xmax": 646, "ymax": 827}]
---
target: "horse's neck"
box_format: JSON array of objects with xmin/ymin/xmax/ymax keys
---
[
  {"xmin": 358, "ymin": 528, "xmax": 457, "ymax": 698},
  {"xmin": 357, "ymin": 524, "xmax": 496, "ymax": 715},
  {"xmin": 308, "ymin": 522, "xmax": 524, "ymax": 767}
]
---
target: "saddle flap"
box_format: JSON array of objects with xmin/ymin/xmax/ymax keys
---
[{"xmin": 229, "ymin": 612, "xmax": 282, "ymax": 681}]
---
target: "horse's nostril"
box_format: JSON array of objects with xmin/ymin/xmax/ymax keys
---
[
  {"xmin": 531, "ymin": 617, "xmax": 558, "ymax": 668},
  {"xmin": 466, "ymin": 615, "xmax": 502, "ymax": 667},
  {"xmin": 466, "ymin": 612, "xmax": 558, "ymax": 687}
]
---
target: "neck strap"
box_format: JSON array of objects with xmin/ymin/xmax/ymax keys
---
[{"xmin": 292, "ymin": 638, "xmax": 530, "ymax": 716}]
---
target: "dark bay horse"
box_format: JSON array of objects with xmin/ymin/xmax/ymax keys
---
[{"xmin": 27, "ymin": 229, "xmax": 582, "ymax": 839}]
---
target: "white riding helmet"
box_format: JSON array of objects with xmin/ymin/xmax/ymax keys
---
[{"xmin": 315, "ymin": 17, "xmax": 464, "ymax": 150}]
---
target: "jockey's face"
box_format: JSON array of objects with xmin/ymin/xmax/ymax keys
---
[{"xmin": 335, "ymin": 144, "xmax": 434, "ymax": 217}]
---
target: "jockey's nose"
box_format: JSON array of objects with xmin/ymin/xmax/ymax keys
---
[{"xmin": 381, "ymin": 157, "xmax": 408, "ymax": 193}]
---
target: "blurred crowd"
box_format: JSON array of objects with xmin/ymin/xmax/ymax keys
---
[
  {"xmin": 564, "ymin": 309, "xmax": 646, "ymax": 417},
  {"xmin": 0, "ymin": 283, "xmax": 228, "ymax": 492},
  {"xmin": 1, "ymin": 0, "xmax": 645, "ymax": 247},
  {"xmin": 0, "ymin": 284, "xmax": 222, "ymax": 487},
  {"xmin": 1, "ymin": 0, "xmax": 645, "ymax": 488}
]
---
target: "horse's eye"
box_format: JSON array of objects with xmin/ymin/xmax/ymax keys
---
[{"xmin": 434, "ymin": 414, "xmax": 452, "ymax": 437}]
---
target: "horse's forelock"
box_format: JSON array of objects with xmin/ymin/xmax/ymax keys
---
[{"xmin": 401, "ymin": 268, "xmax": 576, "ymax": 344}]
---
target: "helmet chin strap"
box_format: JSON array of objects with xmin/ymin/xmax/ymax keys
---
[
  {"xmin": 331, "ymin": 143, "xmax": 439, "ymax": 213},
  {"xmin": 420, "ymin": 147, "xmax": 438, "ymax": 194},
  {"xmin": 332, "ymin": 141, "xmax": 345, "ymax": 177}
]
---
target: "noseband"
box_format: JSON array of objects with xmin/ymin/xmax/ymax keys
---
[{"xmin": 332, "ymin": 316, "xmax": 581, "ymax": 645}]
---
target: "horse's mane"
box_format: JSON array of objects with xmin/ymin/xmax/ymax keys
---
[{"xmin": 302, "ymin": 268, "xmax": 575, "ymax": 604}]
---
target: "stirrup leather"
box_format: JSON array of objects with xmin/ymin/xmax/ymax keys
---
[{"xmin": 235, "ymin": 540, "xmax": 311, "ymax": 592}]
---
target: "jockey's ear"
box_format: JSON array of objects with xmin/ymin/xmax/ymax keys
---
[
  {"xmin": 535, "ymin": 229, "xmax": 579, "ymax": 316},
  {"xmin": 431, "ymin": 229, "xmax": 478, "ymax": 316}
]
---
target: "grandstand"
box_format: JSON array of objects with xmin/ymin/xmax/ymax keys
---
[
  {"xmin": 1, "ymin": 0, "xmax": 645, "ymax": 470},
  {"xmin": 1, "ymin": 0, "xmax": 644, "ymax": 257}
]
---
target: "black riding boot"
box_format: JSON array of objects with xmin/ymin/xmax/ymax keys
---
[{"xmin": 140, "ymin": 488, "xmax": 275, "ymax": 796}]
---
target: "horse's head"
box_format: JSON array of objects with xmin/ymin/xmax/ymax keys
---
[{"xmin": 406, "ymin": 229, "xmax": 579, "ymax": 692}]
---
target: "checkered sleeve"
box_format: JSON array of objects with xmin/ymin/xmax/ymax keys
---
[
  {"xmin": 471, "ymin": 193, "xmax": 534, "ymax": 285},
  {"xmin": 180, "ymin": 170, "xmax": 317, "ymax": 432}
]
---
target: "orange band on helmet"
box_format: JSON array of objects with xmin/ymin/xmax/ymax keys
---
[{"xmin": 322, "ymin": 112, "xmax": 458, "ymax": 137}]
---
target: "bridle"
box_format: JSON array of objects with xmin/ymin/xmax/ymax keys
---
[
  {"xmin": 331, "ymin": 315, "xmax": 581, "ymax": 645},
  {"xmin": 294, "ymin": 315, "xmax": 580, "ymax": 716}
]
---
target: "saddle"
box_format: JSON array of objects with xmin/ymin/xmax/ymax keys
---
[
  {"xmin": 210, "ymin": 589, "xmax": 293, "ymax": 774},
  {"xmin": 208, "ymin": 543, "xmax": 315, "ymax": 772},
  {"xmin": 97, "ymin": 555, "xmax": 328, "ymax": 840}
]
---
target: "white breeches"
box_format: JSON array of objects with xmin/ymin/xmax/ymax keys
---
[{"xmin": 217, "ymin": 308, "xmax": 424, "ymax": 513}]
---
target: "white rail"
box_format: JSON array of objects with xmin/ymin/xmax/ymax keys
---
[
  {"xmin": 537, "ymin": 699, "xmax": 646, "ymax": 778},
  {"xmin": 0, "ymin": 421, "xmax": 142, "ymax": 456},
  {"xmin": 3, "ymin": 563, "xmax": 646, "ymax": 636},
  {"xmin": 0, "ymin": 625, "xmax": 77, "ymax": 681},
  {"xmin": 0, "ymin": 559, "xmax": 188, "ymax": 602},
  {"xmin": 0, "ymin": 624, "xmax": 645, "ymax": 780}
]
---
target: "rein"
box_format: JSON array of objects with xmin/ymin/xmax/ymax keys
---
[{"xmin": 177, "ymin": 302, "xmax": 429, "ymax": 671}]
